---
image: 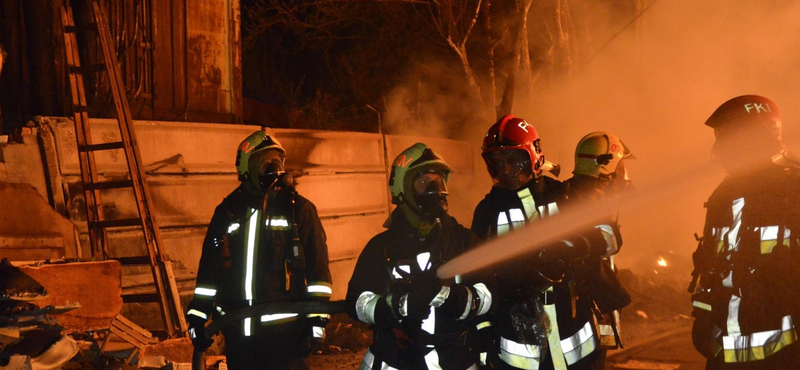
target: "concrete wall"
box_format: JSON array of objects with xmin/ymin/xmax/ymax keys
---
[
  {"xmin": 0, "ymin": 125, "xmax": 80, "ymax": 261},
  {"xmin": 29, "ymin": 117, "xmax": 488, "ymax": 301}
]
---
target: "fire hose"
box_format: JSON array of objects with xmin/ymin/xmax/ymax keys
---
[{"xmin": 191, "ymin": 300, "xmax": 347, "ymax": 370}]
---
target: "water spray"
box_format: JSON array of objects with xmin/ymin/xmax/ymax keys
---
[{"xmin": 437, "ymin": 158, "xmax": 720, "ymax": 279}]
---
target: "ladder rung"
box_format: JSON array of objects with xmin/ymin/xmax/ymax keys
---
[
  {"xmin": 116, "ymin": 256, "xmax": 153, "ymax": 265},
  {"xmin": 91, "ymin": 218, "xmax": 142, "ymax": 228},
  {"xmin": 70, "ymin": 64, "xmax": 106, "ymax": 74},
  {"xmin": 74, "ymin": 104, "xmax": 115, "ymax": 115},
  {"xmin": 79, "ymin": 141, "xmax": 125, "ymax": 151},
  {"xmin": 64, "ymin": 23, "xmax": 96, "ymax": 34},
  {"xmin": 85, "ymin": 179, "xmax": 133, "ymax": 190},
  {"xmin": 122, "ymin": 293, "xmax": 160, "ymax": 303}
]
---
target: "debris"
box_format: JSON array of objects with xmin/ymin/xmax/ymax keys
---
[{"xmin": 0, "ymin": 259, "xmax": 47, "ymax": 301}]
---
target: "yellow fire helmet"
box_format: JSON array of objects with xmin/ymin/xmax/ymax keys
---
[{"xmin": 573, "ymin": 132, "xmax": 633, "ymax": 178}]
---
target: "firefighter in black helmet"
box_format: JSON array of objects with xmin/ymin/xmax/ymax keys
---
[
  {"xmin": 689, "ymin": 95, "xmax": 800, "ymax": 368},
  {"xmin": 187, "ymin": 130, "xmax": 332, "ymax": 370},
  {"xmin": 345, "ymin": 143, "xmax": 494, "ymax": 369},
  {"xmin": 472, "ymin": 115, "xmax": 621, "ymax": 370}
]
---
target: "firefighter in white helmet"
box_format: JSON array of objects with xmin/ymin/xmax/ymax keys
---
[
  {"xmin": 565, "ymin": 132, "xmax": 634, "ymax": 369},
  {"xmin": 346, "ymin": 143, "xmax": 494, "ymax": 369},
  {"xmin": 689, "ymin": 95, "xmax": 800, "ymax": 368},
  {"xmin": 472, "ymin": 115, "xmax": 621, "ymax": 370},
  {"xmin": 187, "ymin": 130, "xmax": 332, "ymax": 370}
]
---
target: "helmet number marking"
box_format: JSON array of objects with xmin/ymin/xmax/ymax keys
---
[
  {"xmin": 517, "ymin": 120, "xmax": 533, "ymax": 133},
  {"xmin": 395, "ymin": 155, "xmax": 414, "ymax": 168},
  {"xmin": 239, "ymin": 141, "xmax": 256, "ymax": 154},
  {"xmin": 744, "ymin": 103, "xmax": 771, "ymax": 114}
]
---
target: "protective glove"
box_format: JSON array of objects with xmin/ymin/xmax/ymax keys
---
[
  {"xmin": 388, "ymin": 269, "xmax": 444, "ymax": 321},
  {"xmin": 187, "ymin": 315, "xmax": 214, "ymax": 350}
]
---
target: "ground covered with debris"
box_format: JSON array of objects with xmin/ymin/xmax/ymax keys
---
[{"xmin": 1, "ymin": 257, "xmax": 692, "ymax": 370}]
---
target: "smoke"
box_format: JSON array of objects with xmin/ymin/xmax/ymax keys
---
[
  {"xmin": 381, "ymin": 0, "xmax": 800, "ymax": 276},
  {"xmin": 509, "ymin": 0, "xmax": 800, "ymax": 276}
]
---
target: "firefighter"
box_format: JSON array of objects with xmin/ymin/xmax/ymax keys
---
[
  {"xmin": 186, "ymin": 130, "xmax": 332, "ymax": 370},
  {"xmin": 689, "ymin": 95, "xmax": 800, "ymax": 368},
  {"xmin": 565, "ymin": 132, "xmax": 634, "ymax": 368},
  {"xmin": 345, "ymin": 143, "xmax": 493, "ymax": 369},
  {"xmin": 472, "ymin": 115, "xmax": 619, "ymax": 370}
]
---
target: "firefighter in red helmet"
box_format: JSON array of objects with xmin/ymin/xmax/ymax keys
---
[
  {"xmin": 472, "ymin": 115, "xmax": 621, "ymax": 370},
  {"xmin": 346, "ymin": 143, "xmax": 494, "ymax": 369},
  {"xmin": 689, "ymin": 95, "xmax": 800, "ymax": 368},
  {"xmin": 187, "ymin": 130, "xmax": 332, "ymax": 370}
]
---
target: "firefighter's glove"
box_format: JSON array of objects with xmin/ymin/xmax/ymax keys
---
[
  {"xmin": 187, "ymin": 315, "xmax": 214, "ymax": 350},
  {"xmin": 390, "ymin": 270, "xmax": 443, "ymax": 321},
  {"xmin": 550, "ymin": 228, "xmax": 611, "ymax": 263},
  {"xmin": 307, "ymin": 315, "xmax": 329, "ymax": 343}
]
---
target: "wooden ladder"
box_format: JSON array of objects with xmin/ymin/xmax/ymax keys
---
[{"xmin": 59, "ymin": 1, "xmax": 186, "ymax": 338}]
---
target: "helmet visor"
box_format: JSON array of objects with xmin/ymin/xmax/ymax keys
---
[
  {"xmin": 411, "ymin": 170, "xmax": 449, "ymax": 219},
  {"xmin": 249, "ymin": 149, "xmax": 286, "ymax": 190},
  {"xmin": 412, "ymin": 170, "xmax": 448, "ymax": 196},
  {"xmin": 484, "ymin": 149, "xmax": 531, "ymax": 180}
]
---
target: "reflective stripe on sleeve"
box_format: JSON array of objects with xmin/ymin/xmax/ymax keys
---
[
  {"xmin": 595, "ymin": 224, "xmax": 619, "ymax": 256},
  {"xmin": 498, "ymin": 336, "xmax": 542, "ymax": 370},
  {"xmin": 430, "ymin": 286, "xmax": 451, "ymax": 307},
  {"xmin": 194, "ymin": 287, "xmax": 217, "ymax": 297},
  {"xmin": 473, "ymin": 283, "xmax": 492, "ymax": 316},
  {"xmin": 457, "ymin": 286, "xmax": 473, "ymax": 320},
  {"xmin": 307, "ymin": 283, "xmax": 333, "ymax": 297},
  {"xmin": 723, "ymin": 315, "xmax": 798, "ymax": 363},
  {"xmin": 356, "ymin": 291, "xmax": 382, "ymax": 325},
  {"xmin": 476, "ymin": 320, "xmax": 492, "ymax": 330},
  {"xmin": 560, "ymin": 320, "xmax": 597, "ymax": 365},
  {"xmin": 187, "ymin": 309, "xmax": 208, "ymax": 320},
  {"xmin": 260, "ymin": 313, "xmax": 299, "ymax": 322},
  {"xmin": 307, "ymin": 313, "xmax": 331, "ymax": 319},
  {"xmin": 693, "ymin": 300, "xmax": 712, "ymax": 312},
  {"xmin": 399, "ymin": 293, "xmax": 409, "ymax": 317},
  {"xmin": 312, "ymin": 326, "xmax": 326, "ymax": 339}
]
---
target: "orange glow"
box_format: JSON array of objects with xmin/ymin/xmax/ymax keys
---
[{"xmin": 657, "ymin": 257, "xmax": 667, "ymax": 267}]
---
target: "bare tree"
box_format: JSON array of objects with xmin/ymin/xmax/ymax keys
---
[{"xmin": 416, "ymin": 0, "xmax": 483, "ymax": 101}]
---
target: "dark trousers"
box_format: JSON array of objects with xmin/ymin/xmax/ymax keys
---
[{"xmin": 222, "ymin": 325, "xmax": 311, "ymax": 370}]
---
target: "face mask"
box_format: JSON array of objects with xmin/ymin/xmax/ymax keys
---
[
  {"xmin": 485, "ymin": 149, "xmax": 534, "ymax": 190},
  {"xmin": 248, "ymin": 149, "xmax": 286, "ymax": 191},
  {"xmin": 258, "ymin": 160, "xmax": 286, "ymax": 190},
  {"xmin": 411, "ymin": 171, "xmax": 449, "ymax": 220}
]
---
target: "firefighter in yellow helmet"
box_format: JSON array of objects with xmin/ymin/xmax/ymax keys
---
[
  {"xmin": 565, "ymin": 132, "xmax": 635, "ymax": 369},
  {"xmin": 569, "ymin": 132, "xmax": 634, "ymax": 200},
  {"xmin": 689, "ymin": 95, "xmax": 800, "ymax": 368},
  {"xmin": 345, "ymin": 143, "xmax": 494, "ymax": 369},
  {"xmin": 187, "ymin": 130, "xmax": 332, "ymax": 370}
]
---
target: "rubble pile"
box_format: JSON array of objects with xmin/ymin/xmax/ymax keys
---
[{"xmin": 0, "ymin": 259, "xmax": 189, "ymax": 370}]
